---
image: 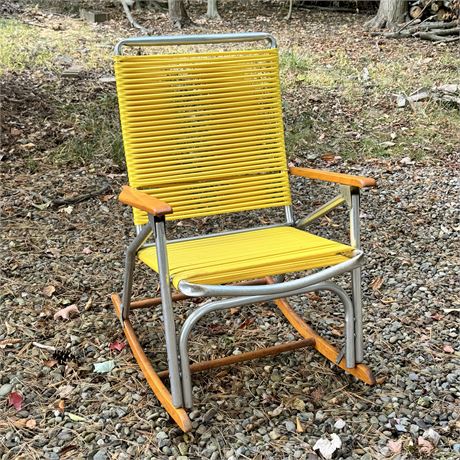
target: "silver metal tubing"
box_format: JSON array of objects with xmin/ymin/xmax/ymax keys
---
[
  {"xmin": 120, "ymin": 225, "xmax": 152, "ymax": 321},
  {"xmin": 114, "ymin": 32, "xmax": 277, "ymax": 55},
  {"xmin": 350, "ymin": 189, "xmax": 363, "ymax": 362},
  {"xmin": 151, "ymin": 216, "xmax": 183, "ymax": 408},
  {"xmin": 179, "ymin": 281, "xmax": 355, "ymax": 408},
  {"xmin": 285, "ymin": 205, "xmax": 295, "ymax": 225},
  {"xmin": 295, "ymin": 195, "xmax": 345, "ymax": 228},
  {"xmin": 178, "ymin": 250, "xmax": 363, "ymax": 298},
  {"xmin": 141, "ymin": 223, "xmax": 289, "ymax": 248}
]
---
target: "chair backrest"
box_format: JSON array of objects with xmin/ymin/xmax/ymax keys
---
[{"xmin": 114, "ymin": 34, "xmax": 292, "ymax": 226}]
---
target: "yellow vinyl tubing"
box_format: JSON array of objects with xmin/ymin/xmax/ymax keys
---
[
  {"xmin": 114, "ymin": 48, "xmax": 291, "ymax": 225},
  {"xmin": 138, "ymin": 227, "xmax": 354, "ymax": 286}
]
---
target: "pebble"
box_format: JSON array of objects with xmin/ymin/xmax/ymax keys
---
[
  {"xmin": 269, "ymin": 429, "xmax": 281, "ymax": 440},
  {"xmin": 285, "ymin": 420, "xmax": 296, "ymax": 432},
  {"xmin": 0, "ymin": 383, "xmax": 12, "ymax": 396},
  {"xmin": 93, "ymin": 450, "xmax": 107, "ymax": 460}
]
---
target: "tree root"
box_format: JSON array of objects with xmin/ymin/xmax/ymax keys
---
[{"xmin": 120, "ymin": 0, "xmax": 150, "ymax": 34}]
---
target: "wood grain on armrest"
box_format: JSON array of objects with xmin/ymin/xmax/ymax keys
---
[
  {"xmin": 118, "ymin": 185, "xmax": 173, "ymax": 216},
  {"xmin": 289, "ymin": 166, "xmax": 376, "ymax": 188}
]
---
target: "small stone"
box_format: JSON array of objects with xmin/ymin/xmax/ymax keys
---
[
  {"xmin": 452, "ymin": 444, "xmax": 460, "ymax": 453},
  {"xmin": 156, "ymin": 431, "xmax": 168, "ymax": 440},
  {"xmin": 176, "ymin": 457, "xmax": 188, "ymax": 460},
  {"xmin": 395, "ymin": 424, "xmax": 406, "ymax": 433},
  {"xmin": 334, "ymin": 419, "xmax": 346, "ymax": 430},
  {"xmin": 178, "ymin": 442, "xmax": 188, "ymax": 455},
  {"xmin": 285, "ymin": 420, "xmax": 296, "ymax": 432},
  {"xmin": 409, "ymin": 373, "xmax": 419, "ymax": 381},
  {"xmin": 93, "ymin": 450, "xmax": 107, "ymax": 460},
  {"xmin": 269, "ymin": 428, "xmax": 281, "ymax": 440},
  {"xmin": 0, "ymin": 384, "xmax": 12, "ymax": 397},
  {"xmin": 423, "ymin": 428, "xmax": 440, "ymax": 446},
  {"xmin": 57, "ymin": 430, "xmax": 72, "ymax": 441},
  {"xmin": 409, "ymin": 424, "xmax": 419, "ymax": 434}
]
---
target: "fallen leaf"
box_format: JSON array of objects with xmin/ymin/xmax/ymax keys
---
[
  {"xmin": 43, "ymin": 285, "xmax": 56, "ymax": 297},
  {"xmin": 418, "ymin": 437, "xmax": 434, "ymax": 455},
  {"xmin": 313, "ymin": 433, "xmax": 342, "ymax": 459},
  {"xmin": 8, "ymin": 392, "xmax": 23, "ymax": 411},
  {"xmin": 0, "ymin": 338, "xmax": 21, "ymax": 349},
  {"xmin": 296, "ymin": 416, "xmax": 304, "ymax": 433},
  {"xmin": 321, "ymin": 153, "xmax": 336, "ymax": 163},
  {"xmin": 0, "ymin": 418, "xmax": 35, "ymax": 429},
  {"xmin": 268, "ymin": 405, "xmax": 283, "ymax": 417},
  {"xmin": 310, "ymin": 388, "xmax": 324, "ymax": 402},
  {"xmin": 109, "ymin": 341, "xmax": 126, "ymax": 352},
  {"xmin": 44, "ymin": 359, "xmax": 58, "ymax": 368},
  {"xmin": 53, "ymin": 304, "xmax": 79, "ymax": 320},
  {"xmin": 58, "ymin": 385, "xmax": 74, "ymax": 399},
  {"xmin": 84, "ymin": 297, "xmax": 93, "ymax": 311},
  {"xmin": 388, "ymin": 439, "xmax": 402, "ymax": 454},
  {"xmin": 57, "ymin": 399, "xmax": 65, "ymax": 413},
  {"xmin": 99, "ymin": 194, "xmax": 114, "ymax": 202},
  {"xmin": 10, "ymin": 128, "xmax": 21, "ymax": 136},
  {"xmin": 25, "ymin": 419, "xmax": 37, "ymax": 429},
  {"xmin": 443, "ymin": 344, "xmax": 454, "ymax": 353},
  {"xmin": 60, "ymin": 205, "xmax": 73, "ymax": 215},
  {"xmin": 93, "ymin": 360, "xmax": 115, "ymax": 374},
  {"xmin": 306, "ymin": 292, "xmax": 321, "ymax": 302},
  {"xmin": 370, "ymin": 276, "xmax": 384, "ymax": 291},
  {"xmin": 237, "ymin": 317, "xmax": 255, "ymax": 329},
  {"xmin": 66, "ymin": 412, "xmax": 86, "ymax": 422},
  {"xmin": 291, "ymin": 398, "xmax": 306, "ymax": 411}
]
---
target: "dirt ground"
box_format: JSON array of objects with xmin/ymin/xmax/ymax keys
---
[{"xmin": 1, "ymin": 1, "xmax": 459, "ymax": 459}]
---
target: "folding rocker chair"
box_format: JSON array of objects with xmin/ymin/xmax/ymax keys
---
[{"xmin": 111, "ymin": 33, "xmax": 377, "ymax": 432}]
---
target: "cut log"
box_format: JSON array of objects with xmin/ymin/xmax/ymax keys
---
[{"xmin": 410, "ymin": 5, "xmax": 424, "ymax": 18}]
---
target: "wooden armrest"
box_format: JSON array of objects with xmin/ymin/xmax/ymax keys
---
[
  {"xmin": 119, "ymin": 185, "xmax": 173, "ymax": 216},
  {"xmin": 289, "ymin": 166, "xmax": 376, "ymax": 189}
]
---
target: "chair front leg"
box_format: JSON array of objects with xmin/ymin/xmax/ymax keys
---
[
  {"xmin": 349, "ymin": 187, "xmax": 363, "ymax": 363},
  {"xmin": 151, "ymin": 215, "xmax": 184, "ymax": 408}
]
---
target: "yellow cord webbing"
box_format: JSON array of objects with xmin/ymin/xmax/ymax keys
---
[
  {"xmin": 114, "ymin": 48, "xmax": 291, "ymax": 224},
  {"xmin": 138, "ymin": 227, "xmax": 353, "ymax": 286}
]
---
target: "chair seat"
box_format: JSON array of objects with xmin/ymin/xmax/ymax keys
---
[{"xmin": 138, "ymin": 226, "xmax": 353, "ymax": 288}]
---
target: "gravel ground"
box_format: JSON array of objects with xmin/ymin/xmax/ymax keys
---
[
  {"xmin": 2, "ymin": 153, "xmax": 459, "ymax": 459},
  {"xmin": 1, "ymin": 3, "xmax": 460, "ymax": 460}
]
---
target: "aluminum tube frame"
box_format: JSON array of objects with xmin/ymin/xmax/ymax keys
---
[
  {"xmin": 120, "ymin": 225, "xmax": 152, "ymax": 321},
  {"xmin": 140, "ymin": 222, "xmax": 289, "ymax": 248},
  {"xmin": 285, "ymin": 205, "xmax": 295, "ymax": 225},
  {"xmin": 295, "ymin": 195, "xmax": 345, "ymax": 228},
  {"xmin": 350, "ymin": 189, "xmax": 363, "ymax": 363},
  {"xmin": 114, "ymin": 32, "xmax": 277, "ymax": 55},
  {"xmin": 179, "ymin": 281, "xmax": 355, "ymax": 408},
  {"xmin": 150, "ymin": 215, "xmax": 183, "ymax": 407},
  {"xmin": 178, "ymin": 250, "xmax": 363, "ymax": 297}
]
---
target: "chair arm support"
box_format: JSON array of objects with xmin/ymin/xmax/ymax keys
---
[
  {"xmin": 119, "ymin": 185, "xmax": 173, "ymax": 216},
  {"xmin": 289, "ymin": 167, "xmax": 376, "ymax": 189}
]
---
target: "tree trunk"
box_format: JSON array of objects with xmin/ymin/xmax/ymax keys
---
[
  {"xmin": 168, "ymin": 0, "xmax": 190, "ymax": 28},
  {"xmin": 206, "ymin": 0, "xmax": 220, "ymax": 19},
  {"xmin": 365, "ymin": 0, "xmax": 408, "ymax": 30}
]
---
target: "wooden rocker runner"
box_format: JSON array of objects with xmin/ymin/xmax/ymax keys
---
[{"xmin": 111, "ymin": 33, "xmax": 376, "ymax": 432}]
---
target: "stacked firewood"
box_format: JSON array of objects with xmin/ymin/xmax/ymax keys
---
[
  {"xmin": 373, "ymin": 0, "xmax": 459, "ymax": 43},
  {"xmin": 409, "ymin": 0, "xmax": 459, "ymax": 21}
]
